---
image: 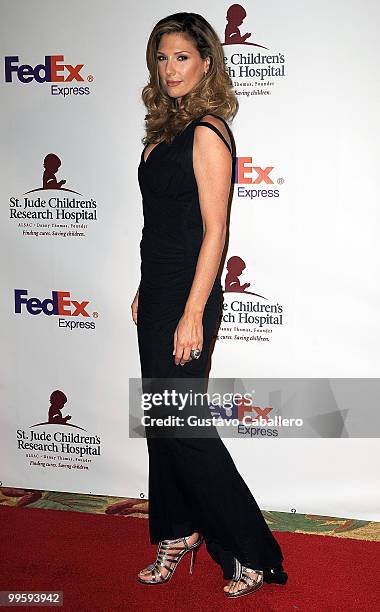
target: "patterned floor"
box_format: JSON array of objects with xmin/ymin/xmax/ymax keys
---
[{"xmin": 1, "ymin": 487, "xmax": 378, "ymax": 542}]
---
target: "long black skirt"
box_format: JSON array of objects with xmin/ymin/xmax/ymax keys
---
[{"xmin": 136, "ymin": 283, "xmax": 284, "ymax": 579}]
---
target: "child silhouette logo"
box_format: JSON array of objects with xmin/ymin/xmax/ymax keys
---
[
  {"xmin": 24, "ymin": 153, "xmax": 82, "ymax": 195},
  {"xmin": 224, "ymin": 4, "xmax": 268, "ymax": 49},
  {"xmin": 224, "ymin": 256, "xmax": 267, "ymax": 299},
  {"xmin": 31, "ymin": 389, "xmax": 86, "ymax": 430},
  {"xmin": 48, "ymin": 390, "xmax": 71, "ymax": 424},
  {"xmin": 43, "ymin": 153, "xmax": 66, "ymax": 189}
]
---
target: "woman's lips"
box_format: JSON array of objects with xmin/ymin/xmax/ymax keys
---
[{"xmin": 167, "ymin": 81, "xmax": 182, "ymax": 87}]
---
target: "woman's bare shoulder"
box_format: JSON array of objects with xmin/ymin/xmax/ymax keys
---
[{"xmin": 195, "ymin": 114, "xmax": 232, "ymax": 150}]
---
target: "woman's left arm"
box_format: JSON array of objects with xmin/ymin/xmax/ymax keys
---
[{"xmin": 173, "ymin": 117, "xmax": 232, "ymax": 366}]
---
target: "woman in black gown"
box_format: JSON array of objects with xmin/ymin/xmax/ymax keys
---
[{"xmin": 131, "ymin": 12, "xmax": 288, "ymax": 598}]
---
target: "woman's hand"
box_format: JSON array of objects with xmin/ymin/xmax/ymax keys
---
[
  {"xmin": 173, "ymin": 311, "xmax": 203, "ymax": 366},
  {"xmin": 131, "ymin": 288, "xmax": 139, "ymax": 324}
]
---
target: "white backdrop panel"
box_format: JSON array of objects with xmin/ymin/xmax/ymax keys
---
[{"xmin": 0, "ymin": 0, "xmax": 379, "ymax": 520}]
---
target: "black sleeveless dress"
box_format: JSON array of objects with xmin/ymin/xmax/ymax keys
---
[{"xmin": 137, "ymin": 113, "xmax": 285, "ymax": 579}]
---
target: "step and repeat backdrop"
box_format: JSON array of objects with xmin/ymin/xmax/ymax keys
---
[{"xmin": 1, "ymin": 1, "xmax": 379, "ymax": 520}]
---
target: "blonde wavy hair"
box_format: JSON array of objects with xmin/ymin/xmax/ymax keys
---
[{"xmin": 141, "ymin": 12, "xmax": 238, "ymax": 145}]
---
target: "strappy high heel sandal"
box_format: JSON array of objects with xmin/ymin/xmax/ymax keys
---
[
  {"xmin": 224, "ymin": 557, "xmax": 264, "ymax": 598},
  {"xmin": 137, "ymin": 533, "xmax": 203, "ymax": 585}
]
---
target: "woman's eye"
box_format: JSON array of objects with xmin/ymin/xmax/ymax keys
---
[{"xmin": 157, "ymin": 55, "xmax": 188, "ymax": 61}]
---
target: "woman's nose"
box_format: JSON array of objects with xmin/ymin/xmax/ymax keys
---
[{"xmin": 165, "ymin": 62, "xmax": 176, "ymax": 77}]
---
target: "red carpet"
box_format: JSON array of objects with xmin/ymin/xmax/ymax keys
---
[{"xmin": 1, "ymin": 505, "xmax": 379, "ymax": 611}]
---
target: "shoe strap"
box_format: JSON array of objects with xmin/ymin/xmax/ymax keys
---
[
  {"xmin": 161, "ymin": 534, "xmax": 201, "ymax": 550},
  {"xmin": 232, "ymin": 557, "xmax": 242, "ymax": 581},
  {"xmin": 232, "ymin": 558, "xmax": 263, "ymax": 583},
  {"xmin": 149, "ymin": 540, "xmax": 188, "ymax": 579}
]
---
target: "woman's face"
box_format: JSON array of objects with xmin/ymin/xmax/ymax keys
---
[{"xmin": 156, "ymin": 32, "xmax": 209, "ymax": 103}]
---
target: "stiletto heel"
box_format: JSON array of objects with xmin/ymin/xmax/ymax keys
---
[
  {"xmin": 189, "ymin": 542, "xmax": 200, "ymax": 574},
  {"xmin": 137, "ymin": 533, "xmax": 203, "ymax": 584}
]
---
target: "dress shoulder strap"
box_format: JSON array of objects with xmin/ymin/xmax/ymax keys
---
[{"xmin": 193, "ymin": 113, "xmax": 232, "ymax": 154}]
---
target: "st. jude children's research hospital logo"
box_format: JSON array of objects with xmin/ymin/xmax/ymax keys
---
[
  {"xmin": 218, "ymin": 255, "xmax": 284, "ymax": 343},
  {"xmin": 224, "ymin": 5, "xmax": 286, "ymax": 197},
  {"xmin": 223, "ymin": 4, "xmax": 286, "ymax": 96},
  {"xmin": 16, "ymin": 390, "xmax": 102, "ymax": 472},
  {"xmin": 14, "ymin": 289, "xmax": 99, "ymax": 331},
  {"xmin": 8, "ymin": 153, "xmax": 98, "ymax": 239},
  {"xmin": 4, "ymin": 54, "xmax": 94, "ymax": 97}
]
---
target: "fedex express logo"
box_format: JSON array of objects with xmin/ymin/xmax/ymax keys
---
[
  {"xmin": 4, "ymin": 55, "xmax": 93, "ymax": 96},
  {"xmin": 233, "ymin": 157, "xmax": 284, "ymax": 198},
  {"xmin": 14, "ymin": 290, "xmax": 98, "ymax": 330}
]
